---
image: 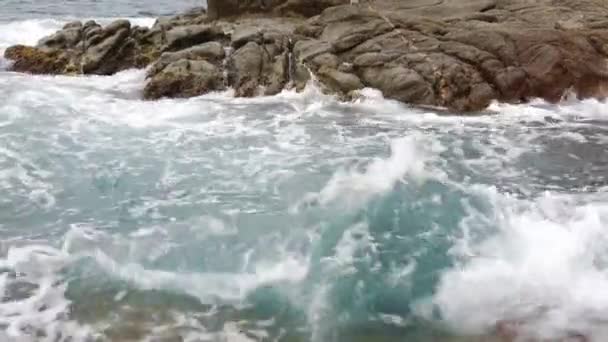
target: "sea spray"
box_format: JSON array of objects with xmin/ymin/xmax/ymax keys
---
[{"xmin": 433, "ymin": 190, "xmax": 608, "ymax": 340}]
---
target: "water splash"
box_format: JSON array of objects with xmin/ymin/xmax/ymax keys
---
[{"xmin": 2, "ymin": 12, "xmax": 608, "ymax": 341}]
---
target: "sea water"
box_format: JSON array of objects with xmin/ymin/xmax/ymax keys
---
[{"xmin": 1, "ymin": 1, "xmax": 608, "ymax": 341}]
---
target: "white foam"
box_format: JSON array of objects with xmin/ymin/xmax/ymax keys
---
[
  {"xmin": 0, "ymin": 245, "xmax": 97, "ymax": 341},
  {"xmin": 0, "ymin": 218, "xmax": 311, "ymax": 340},
  {"xmin": 489, "ymin": 98, "xmax": 608, "ymax": 122},
  {"xmin": 311, "ymin": 135, "xmax": 443, "ymax": 210},
  {"xmin": 63, "ymin": 223, "xmax": 310, "ymax": 303},
  {"xmin": 306, "ymin": 221, "xmax": 384, "ymax": 342},
  {"xmin": 553, "ymin": 131, "xmax": 588, "ymax": 143},
  {"xmin": 1, "ymin": 21, "xmax": 608, "ymax": 340},
  {"xmin": 432, "ymin": 189, "xmax": 608, "ymax": 340},
  {"xmin": 0, "ymin": 19, "xmax": 65, "ymax": 50}
]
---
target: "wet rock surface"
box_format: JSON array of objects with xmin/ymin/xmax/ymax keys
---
[{"xmin": 5, "ymin": 0, "xmax": 608, "ymax": 112}]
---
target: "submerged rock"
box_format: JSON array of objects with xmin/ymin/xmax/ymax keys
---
[{"xmin": 5, "ymin": 0, "xmax": 608, "ymax": 111}]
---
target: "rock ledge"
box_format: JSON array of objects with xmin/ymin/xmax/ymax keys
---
[{"xmin": 4, "ymin": 0, "xmax": 608, "ymax": 112}]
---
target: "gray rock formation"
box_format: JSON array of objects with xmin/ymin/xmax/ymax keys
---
[
  {"xmin": 5, "ymin": 0, "xmax": 608, "ymax": 112},
  {"xmin": 145, "ymin": 59, "xmax": 224, "ymax": 99},
  {"xmin": 5, "ymin": 18, "xmax": 163, "ymax": 75}
]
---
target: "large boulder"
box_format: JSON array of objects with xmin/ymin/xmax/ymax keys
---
[
  {"xmin": 81, "ymin": 20, "xmax": 132, "ymax": 74},
  {"xmin": 229, "ymin": 24, "xmax": 294, "ymax": 96},
  {"xmin": 291, "ymin": 0, "xmax": 608, "ymax": 110},
  {"xmin": 317, "ymin": 66, "xmax": 364, "ymax": 94},
  {"xmin": 274, "ymin": 0, "xmax": 351, "ymax": 17},
  {"xmin": 163, "ymin": 24, "xmax": 226, "ymax": 52},
  {"xmin": 206, "ymin": 0, "xmax": 350, "ymax": 19},
  {"xmin": 3, "ymin": 19, "xmax": 161, "ymax": 75},
  {"xmin": 148, "ymin": 41, "xmax": 225, "ymax": 76},
  {"xmin": 144, "ymin": 59, "xmax": 224, "ymax": 99},
  {"xmin": 4, "ymin": 45, "xmax": 72, "ymax": 74},
  {"xmin": 38, "ymin": 21, "xmax": 83, "ymax": 51}
]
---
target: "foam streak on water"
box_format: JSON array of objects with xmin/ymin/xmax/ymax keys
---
[{"xmin": 1, "ymin": 12, "xmax": 608, "ymax": 342}]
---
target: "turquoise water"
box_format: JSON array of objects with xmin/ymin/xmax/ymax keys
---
[{"xmin": 1, "ymin": 2, "xmax": 608, "ymax": 341}]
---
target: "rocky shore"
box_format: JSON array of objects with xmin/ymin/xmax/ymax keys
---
[{"xmin": 4, "ymin": 0, "xmax": 608, "ymax": 112}]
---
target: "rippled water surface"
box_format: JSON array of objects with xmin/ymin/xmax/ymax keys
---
[
  {"xmin": 0, "ymin": 0, "xmax": 203, "ymax": 21},
  {"xmin": 1, "ymin": 1, "xmax": 608, "ymax": 341}
]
